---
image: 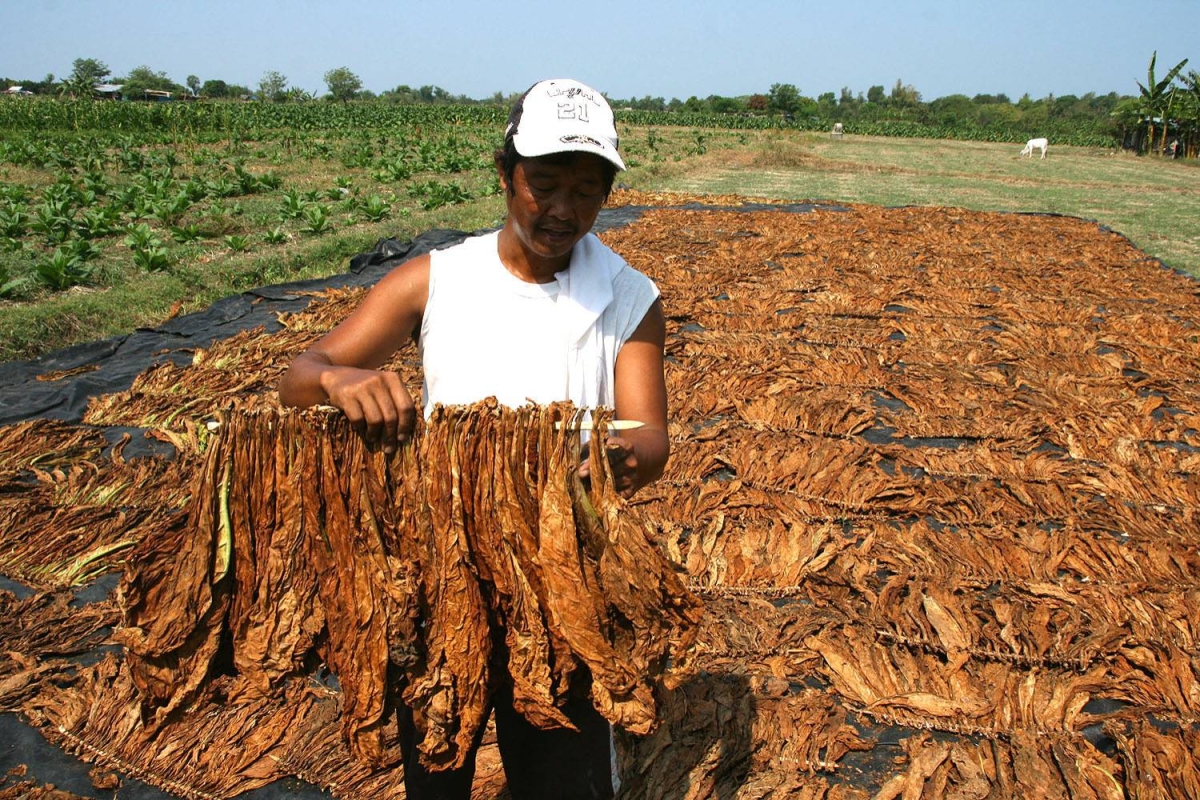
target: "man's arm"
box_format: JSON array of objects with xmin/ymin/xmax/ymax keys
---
[
  {"xmin": 277, "ymin": 254, "xmax": 430, "ymax": 452},
  {"xmin": 594, "ymin": 298, "xmax": 670, "ymax": 497}
]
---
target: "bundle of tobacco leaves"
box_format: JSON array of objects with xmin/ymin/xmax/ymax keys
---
[{"xmin": 115, "ymin": 399, "xmax": 701, "ymax": 772}]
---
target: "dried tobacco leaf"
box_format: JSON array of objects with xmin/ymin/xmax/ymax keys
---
[{"xmin": 113, "ymin": 401, "xmax": 698, "ymax": 775}]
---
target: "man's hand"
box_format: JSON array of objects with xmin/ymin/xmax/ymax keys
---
[
  {"xmin": 322, "ymin": 366, "xmax": 416, "ymax": 454},
  {"xmin": 578, "ymin": 435, "xmax": 640, "ymax": 499}
]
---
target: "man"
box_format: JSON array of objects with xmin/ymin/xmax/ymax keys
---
[{"xmin": 278, "ymin": 78, "xmax": 668, "ymax": 798}]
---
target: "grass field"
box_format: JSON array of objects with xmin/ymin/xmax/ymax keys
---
[
  {"xmin": 646, "ymin": 130, "xmax": 1200, "ymax": 279},
  {"xmin": 1, "ymin": 124, "xmax": 1197, "ymax": 363}
]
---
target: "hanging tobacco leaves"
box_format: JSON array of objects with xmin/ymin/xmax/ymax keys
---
[{"xmin": 116, "ymin": 401, "xmax": 701, "ymax": 772}]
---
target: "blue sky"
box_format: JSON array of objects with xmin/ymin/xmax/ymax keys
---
[{"xmin": 2, "ymin": 0, "xmax": 1194, "ymax": 102}]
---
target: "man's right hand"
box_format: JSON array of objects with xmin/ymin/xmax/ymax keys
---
[{"xmin": 321, "ymin": 365, "xmax": 416, "ymax": 454}]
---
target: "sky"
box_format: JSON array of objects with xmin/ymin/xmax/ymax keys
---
[{"xmin": 1, "ymin": 0, "xmax": 1194, "ymax": 103}]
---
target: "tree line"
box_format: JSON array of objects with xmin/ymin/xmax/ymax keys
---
[{"xmin": 3, "ymin": 54, "xmax": 1196, "ymax": 156}]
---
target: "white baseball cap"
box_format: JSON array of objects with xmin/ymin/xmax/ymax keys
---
[{"xmin": 505, "ymin": 78, "xmax": 626, "ymax": 171}]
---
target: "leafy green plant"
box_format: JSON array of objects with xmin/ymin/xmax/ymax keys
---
[
  {"xmin": 64, "ymin": 237, "xmax": 102, "ymax": 264},
  {"xmin": 153, "ymin": 193, "xmax": 193, "ymax": 226},
  {"xmin": 206, "ymin": 175, "xmax": 239, "ymax": 198},
  {"xmin": 263, "ymin": 226, "xmax": 288, "ymax": 244},
  {"xmin": 278, "ymin": 189, "xmax": 307, "ymax": 220},
  {"xmin": 122, "ymin": 222, "xmax": 172, "ymax": 272},
  {"xmin": 181, "ymin": 177, "xmax": 211, "ymax": 202},
  {"xmin": 359, "ymin": 194, "xmax": 392, "ymax": 222},
  {"xmin": 0, "ymin": 205, "xmax": 29, "ymax": 239},
  {"xmin": 30, "ymin": 199, "xmax": 76, "ymax": 245},
  {"xmin": 123, "ymin": 223, "xmax": 159, "ymax": 251},
  {"xmin": 257, "ymin": 171, "xmax": 283, "ymax": 191},
  {"xmin": 374, "ymin": 154, "xmax": 412, "ymax": 182},
  {"xmin": 171, "ymin": 222, "xmax": 204, "ymax": 243},
  {"xmin": 78, "ymin": 205, "xmax": 122, "ymax": 239},
  {"xmin": 36, "ymin": 246, "xmax": 93, "ymax": 289},
  {"xmin": 0, "ymin": 260, "xmax": 31, "ymax": 298},
  {"xmin": 408, "ymin": 180, "xmax": 471, "ymax": 210},
  {"xmin": 123, "ymin": 193, "xmax": 157, "ymax": 223},
  {"xmin": 0, "ymin": 184, "xmax": 32, "ymax": 205},
  {"xmin": 233, "ymin": 163, "xmax": 275, "ymax": 195},
  {"xmin": 132, "ymin": 245, "xmax": 171, "ymax": 272},
  {"xmin": 300, "ymin": 204, "xmax": 333, "ymax": 235},
  {"xmin": 223, "ymin": 234, "xmax": 251, "ymax": 252},
  {"xmin": 117, "ymin": 146, "xmax": 146, "ymax": 173},
  {"xmin": 80, "ymin": 171, "xmax": 109, "ymax": 196},
  {"xmin": 438, "ymin": 145, "xmax": 479, "ymax": 173}
]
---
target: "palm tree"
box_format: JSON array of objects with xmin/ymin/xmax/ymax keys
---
[
  {"xmin": 1136, "ymin": 51, "xmax": 1188, "ymax": 154},
  {"xmin": 56, "ymin": 73, "xmax": 95, "ymax": 100},
  {"xmin": 1178, "ymin": 70, "xmax": 1200, "ymax": 158}
]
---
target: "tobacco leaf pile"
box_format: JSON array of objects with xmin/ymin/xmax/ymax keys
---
[{"xmin": 4, "ymin": 192, "xmax": 1200, "ymax": 798}]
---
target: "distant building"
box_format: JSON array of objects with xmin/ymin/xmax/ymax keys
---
[
  {"xmin": 143, "ymin": 89, "xmax": 173, "ymax": 102},
  {"xmin": 5, "ymin": 86, "xmax": 34, "ymax": 96},
  {"xmin": 94, "ymin": 83, "xmax": 124, "ymax": 100}
]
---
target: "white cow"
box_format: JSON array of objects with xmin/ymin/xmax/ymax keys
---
[{"xmin": 1020, "ymin": 137, "xmax": 1048, "ymax": 159}]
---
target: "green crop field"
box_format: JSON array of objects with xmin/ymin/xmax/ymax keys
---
[{"xmin": 1, "ymin": 99, "xmax": 1196, "ymax": 362}]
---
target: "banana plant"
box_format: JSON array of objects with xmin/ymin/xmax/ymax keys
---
[{"xmin": 1137, "ymin": 51, "xmax": 1189, "ymax": 154}]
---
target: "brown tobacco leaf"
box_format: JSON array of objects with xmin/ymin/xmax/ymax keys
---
[
  {"xmin": 115, "ymin": 441, "xmax": 230, "ymax": 722},
  {"xmin": 872, "ymin": 733, "xmax": 952, "ymax": 800},
  {"xmin": 485, "ymin": 405, "xmax": 574, "ymax": 729},
  {"xmin": 535, "ymin": 405, "xmax": 654, "ymax": 729},
  {"xmin": 0, "ymin": 590, "xmax": 117, "ymax": 712},
  {"xmin": 88, "ymin": 767, "xmax": 120, "ymax": 791},
  {"xmin": 113, "ymin": 401, "xmax": 698, "ymax": 775},
  {"xmin": 404, "ymin": 405, "xmax": 494, "ymax": 770},
  {"xmin": 1108, "ymin": 719, "xmax": 1200, "ymax": 799},
  {"xmin": 231, "ymin": 412, "xmax": 326, "ymax": 690},
  {"xmin": 585, "ymin": 412, "xmax": 703, "ymax": 693},
  {"xmin": 28, "ymin": 654, "xmax": 318, "ymax": 799}
]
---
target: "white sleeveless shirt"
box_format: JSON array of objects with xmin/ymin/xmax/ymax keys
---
[{"xmin": 419, "ymin": 231, "xmax": 659, "ymax": 415}]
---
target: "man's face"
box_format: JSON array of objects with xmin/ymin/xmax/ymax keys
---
[{"xmin": 501, "ymin": 153, "xmax": 608, "ymax": 267}]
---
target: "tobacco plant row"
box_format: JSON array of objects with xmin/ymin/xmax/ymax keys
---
[
  {"xmin": 0, "ymin": 100, "xmax": 748, "ymax": 312},
  {"xmin": 0, "ymin": 103, "xmax": 508, "ymax": 300}
]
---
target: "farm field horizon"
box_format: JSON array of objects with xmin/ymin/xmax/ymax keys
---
[{"xmin": 1, "ymin": 117, "xmax": 1197, "ymax": 364}]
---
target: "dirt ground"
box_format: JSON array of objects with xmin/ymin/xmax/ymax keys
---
[{"xmin": 3, "ymin": 191, "xmax": 1200, "ymax": 798}]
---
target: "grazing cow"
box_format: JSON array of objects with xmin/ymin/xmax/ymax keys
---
[{"xmin": 1020, "ymin": 137, "xmax": 1048, "ymax": 159}]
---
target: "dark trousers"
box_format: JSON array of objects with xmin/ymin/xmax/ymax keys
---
[{"xmin": 399, "ymin": 682, "xmax": 615, "ymax": 800}]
